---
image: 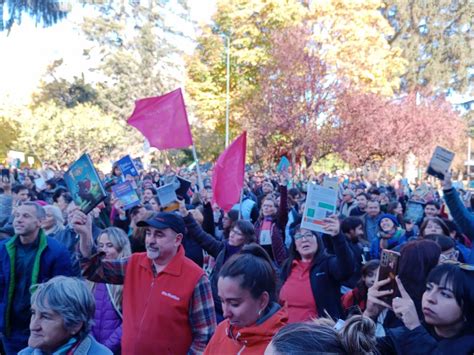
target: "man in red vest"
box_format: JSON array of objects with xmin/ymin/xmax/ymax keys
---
[{"xmin": 73, "ymin": 211, "xmax": 216, "ymax": 355}]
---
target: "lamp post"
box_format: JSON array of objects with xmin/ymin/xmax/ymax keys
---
[{"xmin": 224, "ymin": 34, "xmax": 230, "ymax": 148}]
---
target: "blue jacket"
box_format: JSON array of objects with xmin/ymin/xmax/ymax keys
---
[
  {"xmin": 18, "ymin": 334, "xmax": 113, "ymax": 355},
  {"xmin": 0, "ymin": 230, "xmax": 73, "ymax": 335},
  {"xmin": 443, "ymin": 188, "xmax": 474, "ymax": 263}
]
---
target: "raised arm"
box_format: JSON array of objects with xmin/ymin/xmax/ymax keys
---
[
  {"xmin": 323, "ymin": 215, "xmax": 355, "ymax": 281},
  {"xmin": 179, "ymin": 199, "xmax": 225, "ymax": 258},
  {"xmin": 442, "ymin": 172, "xmax": 474, "ymax": 242},
  {"xmin": 71, "ymin": 208, "xmax": 128, "ymax": 284}
]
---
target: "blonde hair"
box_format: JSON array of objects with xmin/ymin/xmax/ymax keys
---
[{"xmin": 270, "ymin": 316, "xmax": 377, "ymax": 354}]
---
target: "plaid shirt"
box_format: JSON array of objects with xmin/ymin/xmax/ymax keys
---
[{"xmin": 81, "ymin": 252, "xmax": 216, "ymax": 354}]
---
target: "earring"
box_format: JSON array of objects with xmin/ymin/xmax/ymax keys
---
[{"xmin": 257, "ymin": 309, "xmax": 262, "ymax": 316}]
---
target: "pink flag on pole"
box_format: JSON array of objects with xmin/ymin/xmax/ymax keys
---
[
  {"xmin": 212, "ymin": 132, "xmax": 247, "ymax": 212},
  {"xmin": 127, "ymin": 88, "xmax": 193, "ymax": 149}
]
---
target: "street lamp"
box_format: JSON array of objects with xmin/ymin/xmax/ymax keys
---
[{"xmin": 224, "ymin": 33, "xmax": 231, "ymax": 148}]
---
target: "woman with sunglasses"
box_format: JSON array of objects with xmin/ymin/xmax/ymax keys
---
[
  {"xmin": 368, "ymin": 262, "xmax": 474, "ymax": 354},
  {"xmin": 279, "ymin": 215, "xmax": 355, "ymax": 322},
  {"xmin": 179, "ymin": 200, "xmax": 256, "ymax": 323}
]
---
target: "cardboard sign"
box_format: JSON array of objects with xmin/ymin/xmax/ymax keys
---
[
  {"xmin": 112, "ymin": 181, "xmax": 140, "ymax": 210},
  {"xmin": 301, "ymin": 183, "xmax": 337, "ymax": 233},
  {"xmin": 426, "ymin": 146, "xmax": 455, "ymax": 180}
]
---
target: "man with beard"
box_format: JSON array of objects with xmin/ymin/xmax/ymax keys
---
[
  {"xmin": 340, "ymin": 217, "xmax": 371, "ymax": 289},
  {"xmin": 74, "ymin": 211, "xmax": 216, "ymax": 355}
]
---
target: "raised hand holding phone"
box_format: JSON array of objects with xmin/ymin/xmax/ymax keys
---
[{"xmin": 392, "ymin": 276, "xmax": 421, "ymax": 330}]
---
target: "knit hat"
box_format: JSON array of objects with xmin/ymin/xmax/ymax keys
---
[{"xmin": 377, "ymin": 213, "xmax": 399, "ymax": 229}]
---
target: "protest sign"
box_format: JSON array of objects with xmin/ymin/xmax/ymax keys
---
[
  {"xmin": 64, "ymin": 153, "xmax": 107, "ymax": 215},
  {"xmin": 112, "ymin": 181, "xmax": 140, "ymax": 210},
  {"xmin": 323, "ymin": 177, "xmax": 339, "ymax": 190},
  {"xmin": 34, "ymin": 177, "xmax": 46, "ymax": 191},
  {"xmin": 301, "ymin": 183, "xmax": 337, "ymax": 233},
  {"xmin": 426, "ymin": 146, "xmax": 454, "ymax": 180},
  {"xmin": 157, "ymin": 183, "xmax": 178, "ymax": 207},
  {"xmin": 404, "ymin": 200, "xmax": 425, "ymax": 224},
  {"xmin": 276, "ymin": 156, "xmax": 290, "ymax": 172},
  {"xmin": 133, "ymin": 157, "xmax": 144, "ymax": 171},
  {"xmin": 116, "ymin": 155, "xmax": 139, "ymax": 178},
  {"xmin": 176, "ymin": 176, "xmax": 192, "ymax": 199}
]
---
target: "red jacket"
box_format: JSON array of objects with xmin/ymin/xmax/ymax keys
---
[
  {"xmin": 122, "ymin": 246, "xmax": 204, "ymax": 355},
  {"xmin": 204, "ymin": 304, "xmax": 287, "ymax": 354}
]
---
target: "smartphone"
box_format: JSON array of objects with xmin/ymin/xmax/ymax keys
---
[
  {"xmin": 1, "ymin": 169, "xmax": 10, "ymax": 183},
  {"xmin": 378, "ymin": 249, "xmax": 400, "ymax": 303}
]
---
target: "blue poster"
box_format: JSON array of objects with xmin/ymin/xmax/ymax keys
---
[
  {"xmin": 112, "ymin": 181, "xmax": 140, "ymax": 210},
  {"xmin": 277, "ymin": 156, "xmax": 290, "ymax": 172},
  {"xmin": 64, "ymin": 154, "xmax": 107, "ymax": 215},
  {"xmin": 117, "ymin": 155, "xmax": 138, "ymax": 178}
]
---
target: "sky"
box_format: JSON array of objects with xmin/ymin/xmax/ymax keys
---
[{"xmin": 0, "ymin": 0, "xmax": 216, "ymax": 106}]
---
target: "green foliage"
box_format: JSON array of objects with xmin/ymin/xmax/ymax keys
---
[
  {"xmin": 81, "ymin": 1, "xmax": 191, "ymax": 121},
  {"xmin": 32, "ymin": 60, "xmax": 98, "ymax": 109},
  {"xmin": 0, "ymin": 116, "xmax": 19, "ymax": 162},
  {"xmin": 383, "ymin": 0, "xmax": 474, "ymax": 95},
  {"xmin": 15, "ymin": 102, "xmax": 130, "ymax": 164},
  {"xmin": 311, "ymin": 153, "xmax": 349, "ymax": 173}
]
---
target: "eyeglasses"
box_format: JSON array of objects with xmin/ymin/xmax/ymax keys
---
[
  {"xmin": 441, "ymin": 259, "xmax": 474, "ymax": 271},
  {"xmin": 231, "ymin": 229, "xmax": 243, "ymax": 236},
  {"xmin": 294, "ymin": 233, "xmax": 315, "ymax": 241}
]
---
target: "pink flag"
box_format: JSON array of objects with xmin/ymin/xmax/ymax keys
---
[
  {"xmin": 127, "ymin": 88, "xmax": 193, "ymax": 149},
  {"xmin": 212, "ymin": 132, "xmax": 247, "ymax": 212}
]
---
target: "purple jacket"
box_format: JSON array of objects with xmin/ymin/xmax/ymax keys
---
[{"xmin": 92, "ymin": 283, "xmax": 122, "ymax": 354}]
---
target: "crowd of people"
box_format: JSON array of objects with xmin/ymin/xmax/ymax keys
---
[{"xmin": 0, "ymin": 162, "xmax": 473, "ymax": 354}]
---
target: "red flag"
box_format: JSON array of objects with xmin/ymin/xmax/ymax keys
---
[
  {"xmin": 127, "ymin": 88, "xmax": 193, "ymax": 149},
  {"xmin": 212, "ymin": 132, "xmax": 247, "ymax": 212}
]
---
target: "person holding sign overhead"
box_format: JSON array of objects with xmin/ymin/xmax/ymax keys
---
[
  {"xmin": 254, "ymin": 172, "xmax": 289, "ymax": 267},
  {"xmin": 279, "ymin": 215, "xmax": 354, "ymax": 322}
]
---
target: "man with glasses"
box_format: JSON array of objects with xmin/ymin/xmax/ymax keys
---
[{"xmin": 74, "ymin": 211, "xmax": 216, "ymax": 355}]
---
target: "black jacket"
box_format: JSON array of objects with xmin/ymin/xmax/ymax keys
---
[
  {"xmin": 378, "ymin": 324, "xmax": 474, "ymax": 355},
  {"xmin": 280, "ymin": 232, "xmax": 355, "ymax": 319}
]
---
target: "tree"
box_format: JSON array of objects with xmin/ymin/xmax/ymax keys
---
[
  {"xmin": 15, "ymin": 102, "xmax": 129, "ymax": 164},
  {"xmin": 0, "ymin": 0, "xmax": 70, "ymax": 32},
  {"xmin": 244, "ymin": 25, "xmax": 341, "ymax": 165},
  {"xmin": 383, "ymin": 0, "xmax": 474, "ymax": 95},
  {"xmin": 186, "ymin": 0, "xmax": 408, "ymax": 160},
  {"xmin": 186, "ymin": 0, "xmax": 306, "ymax": 157},
  {"xmin": 31, "ymin": 60, "xmax": 98, "ymax": 109},
  {"xmin": 334, "ymin": 89, "xmax": 467, "ymax": 167},
  {"xmin": 307, "ymin": 0, "xmax": 407, "ymax": 96},
  {"xmin": 81, "ymin": 1, "xmax": 192, "ymax": 120},
  {"xmin": 0, "ymin": 116, "xmax": 19, "ymax": 162}
]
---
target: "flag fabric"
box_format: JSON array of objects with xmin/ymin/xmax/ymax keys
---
[
  {"xmin": 127, "ymin": 88, "xmax": 193, "ymax": 150},
  {"xmin": 277, "ymin": 156, "xmax": 290, "ymax": 172},
  {"xmin": 212, "ymin": 132, "xmax": 247, "ymax": 212}
]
